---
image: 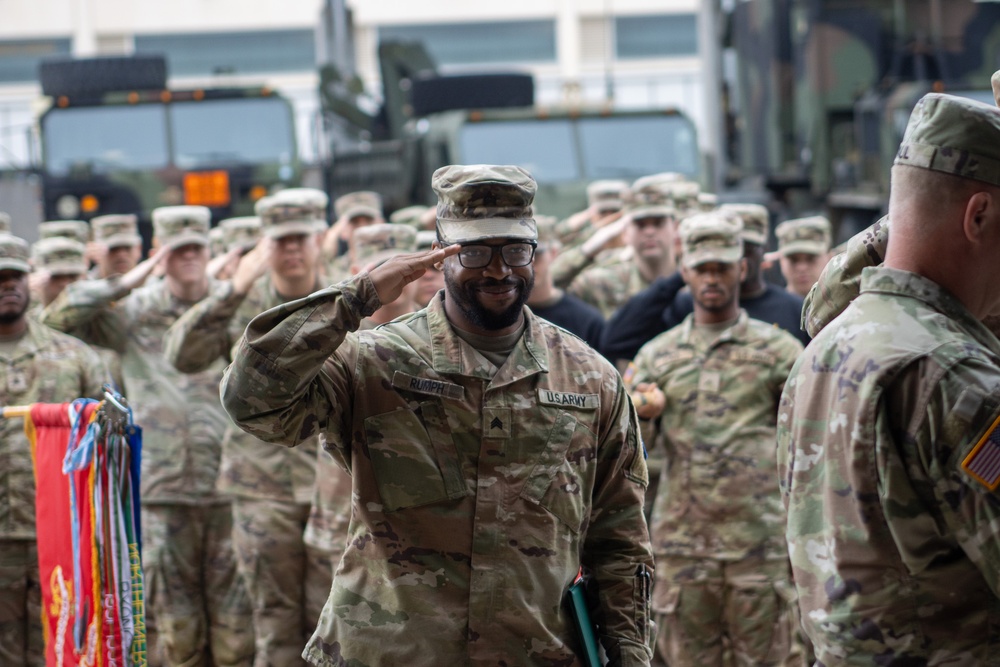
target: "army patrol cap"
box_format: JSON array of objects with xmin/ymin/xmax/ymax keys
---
[
  {"xmin": 719, "ymin": 203, "xmax": 769, "ymax": 245},
  {"xmin": 534, "ymin": 214, "xmax": 559, "ymax": 246},
  {"xmin": 220, "ymin": 216, "xmax": 262, "ymax": 251},
  {"xmin": 776, "ymin": 216, "xmax": 832, "ymax": 256},
  {"xmin": 389, "ymin": 205, "xmax": 430, "ymax": 228},
  {"xmin": 152, "ymin": 206, "xmax": 211, "ymax": 250},
  {"xmin": 32, "ymin": 237, "xmax": 87, "ymax": 276},
  {"xmin": 335, "ymin": 191, "xmax": 382, "ymax": 221},
  {"xmin": 433, "ymin": 164, "xmax": 537, "ymax": 244},
  {"xmin": 256, "ymin": 189, "xmax": 326, "ymax": 239},
  {"xmin": 92, "ymin": 214, "xmax": 142, "ymax": 248},
  {"xmin": 208, "ymin": 226, "xmax": 226, "ymax": 256},
  {"xmin": 679, "ymin": 213, "xmax": 744, "ymax": 268},
  {"xmin": 351, "ymin": 223, "xmax": 417, "ymax": 268},
  {"xmin": 586, "ymin": 180, "xmax": 630, "ymax": 213},
  {"xmin": 666, "ymin": 180, "xmax": 701, "ymax": 215},
  {"xmin": 0, "ymin": 212, "xmax": 10, "ymax": 234},
  {"xmin": 895, "ymin": 93, "xmax": 1000, "ymax": 187},
  {"xmin": 627, "ymin": 174, "xmax": 678, "ymax": 219},
  {"xmin": 0, "ymin": 234, "xmax": 31, "ymax": 273},
  {"xmin": 698, "ymin": 192, "xmax": 719, "ymax": 212},
  {"xmin": 39, "ymin": 220, "xmax": 90, "ymax": 245}
]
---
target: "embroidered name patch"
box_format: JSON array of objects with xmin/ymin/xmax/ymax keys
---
[
  {"xmin": 962, "ymin": 413, "xmax": 1000, "ymax": 491},
  {"xmin": 392, "ymin": 371, "xmax": 464, "ymax": 400},
  {"xmin": 537, "ymin": 389, "xmax": 599, "ymax": 410}
]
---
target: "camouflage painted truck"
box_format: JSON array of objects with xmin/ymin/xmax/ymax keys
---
[
  {"xmin": 318, "ymin": 37, "xmax": 701, "ymax": 219},
  {"xmin": 37, "ymin": 55, "xmax": 301, "ymax": 242},
  {"xmin": 711, "ymin": 0, "xmax": 1000, "ymax": 242}
]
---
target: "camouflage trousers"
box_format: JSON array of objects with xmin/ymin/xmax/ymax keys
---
[
  {"xmin": 653, "ymin": 556, "xmax": 803, "ymax": 667},
  {"xmin": 143, "ymin": 503, "xmax": 255, "ymax": 667},
  {"xmin": 0, "ymin": 539, "xmax": 43, "ymax": 666},
  {"xmin": 232, "ymin": 498, "xmax": 333, "ymax": 667}
]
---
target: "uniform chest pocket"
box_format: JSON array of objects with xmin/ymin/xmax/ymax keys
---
[
  {"xmin": 364, "ymin": 403, "xmax": 466, "ymax": 512},
  {"xmin": 520, "ymin": 412, "xmax": 597, "ymax": 534}
]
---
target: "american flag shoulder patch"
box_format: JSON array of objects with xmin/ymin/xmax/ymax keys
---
[{"xmin": 962, "ymin": 413, "xmax": 1000, "ymax": 491}]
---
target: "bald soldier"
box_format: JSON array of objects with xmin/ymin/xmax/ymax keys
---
[
  {"xmin": 219, "ymin": 164, "xmax": 654, "ymax": 666},
  {"xmin": 777, "ymin": 92, "xmax": 1000, "ymax": 663}
]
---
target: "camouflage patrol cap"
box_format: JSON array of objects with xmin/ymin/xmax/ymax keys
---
[
  {"xmin": 627, "ymin": 174, "xmax": 678, "ymax": 219},
  {"xmin": 679, "ymin": 213, "xmax": 744, "ymax": 268},
  {"xmin": 534, "ymin": 214, "xmax": 559, "ymax": 245},
  {"xmin": 894, "ymin": 93, "xmax": 1000, "ymax": 187},
  {"xmin": 586, "ymin": 180, "xmax": 630, "ymax": 212},
  {"xmin": 389, "ymin": 205, "xmax": 430, "ymax": 228},
  {"xmin": 276, "ymin": 188, "xmax": 330, "ymax": 229},
  {"xmin": 775, "ymin": 216, "xmax": 832, "ymax": 256},
  {"xmin": 152, "ymin": 205, "xmax": 210, "ymax": 250},
  {"xmin": 31, "ymin": 237, "xmax": 87, "ymax": 276},
  {"xmin": 697, "ymin": 192, "xmax": 719, "ymax": 212},
  {"xmin": 39, "ymin": 220, "xmax": 90, "ymax": 245},
  {"xmin": 351, "ymin": 223, "xmax": 417, "ymax": 268},
  {"xmin": 219, "ymin": 216, "xmax": 262, "ymax": 251},
  {"xmin": 666, "ymin": 180, "xmax": 701, "ymax": 216},
  {"xmin": 0, "ymin": 212, "xmax": 10, "ymax": 234},
  {"xmin": 719, "ymin": 203, "xmax": 769, "ymax": 245},
  {"xmin": 432, "ymin": 164, "xmax": 537, "ymax": 244},
  {"xmin": 208, "ymin": 226, "xmax": 226, "ymax": 257},
  {"xmin": 0, "ymin": 234, "xmax": 31, "ymax": 273},
  {"xmin": 92, "ymin": 214, "xmax": 141, "ymax": 248},
  {"xmin": 335, "ymin": 191, "xmax": 382, "ymax": 221},
  {"xmin": 255, "ymin": 189, "xmax": 326, "ymax": 239}
]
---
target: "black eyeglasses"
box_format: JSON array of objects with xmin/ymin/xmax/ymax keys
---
[{"xmin": 455, "ymin": 242, "xmax": 537, "ymax": 269}]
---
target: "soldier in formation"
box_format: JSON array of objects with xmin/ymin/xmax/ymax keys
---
[{"xmin": 626, "ymin": 213, "xmax": 803, "ymax": 666}]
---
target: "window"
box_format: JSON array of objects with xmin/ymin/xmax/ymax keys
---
[
  {"xmin": 459, "ymin": 119, "xmax": 579, "ymax": 182},
  {"xmin": 0, "ymin": 38, "xmax": 71, "ymax": 83},
  {"xmin": 42, "ymin": 105, "xmax": 169, "ymax": 175},
  {"xmin": 578, "ymin": 115, "xmax": 699, "ymax": 179},
  {"xmin": 379, "ymin": 21, "xmax": 556, "ymax": 65},
  {"xmin": 170, "ymin": 97, "xmax": 296, "ymax": 169},
  {"xmin": 134, "ymin": 30, "xmax": 315, "ymax": 76},
  {"xmin": 615, "ymin": 14, "xmax": 697, "ymax": 59}
]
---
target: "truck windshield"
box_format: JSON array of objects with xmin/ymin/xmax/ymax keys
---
[
  {"xmin": 579, "ymin": 115, "xmax": 698, "ymax": 179},
  {"xmin": 458, "ymin": 114, "xmax": 699, "ymax": 183},
  {"xmin": 171, "ymin": 97, "xmax": 296, "ymax": 169},
  {"xmin": 42, "ymin": 104, "xmax": 169, "ymax": 176},
  {"xmin": 458, "ymin": 119, "xmax": 580, "ymax": 182},
  {"xmin": 42, "ymin": 96, "xmax": 296, "ymax": 176}
]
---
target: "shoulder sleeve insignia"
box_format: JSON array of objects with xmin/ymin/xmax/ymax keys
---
[{"xmin": 962, "ymin": 413, "xmax": 1000, "ymax": 491}]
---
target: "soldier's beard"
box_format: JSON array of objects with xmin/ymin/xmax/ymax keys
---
[
  {"xmin": 444, "ymin": 271, "xmax": 533, "ymax": 331},
  {"xmin": 0, "ymin": 295, "xmax": 29, "ymax": 325}
]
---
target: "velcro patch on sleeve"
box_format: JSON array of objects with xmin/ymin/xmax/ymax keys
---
[
  {"xmin": 962, "ymin": 413, "xmax": 1000, "ymax": 491},
  {"xmin": 537, "ymin": 389, "xmax": 599, "ymax": 410}
]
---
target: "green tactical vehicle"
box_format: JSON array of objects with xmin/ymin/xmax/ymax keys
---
[
  {"xmin": 712, "ymin": 0, "xmax": 1000, "ymax": 241},
  {"xmin": 318, "ymin": 35, "xmax": 701, "ymax": 219},
  {"xmin": 37, "ymin": 55, "xmax": 301, "ymax": 242}
]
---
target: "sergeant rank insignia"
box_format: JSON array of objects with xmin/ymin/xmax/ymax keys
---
[{"xmin": 962, "ymin": 413, "xmax": 1000, "ymax": 491}]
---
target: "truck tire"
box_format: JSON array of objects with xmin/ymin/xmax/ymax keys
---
[
  {"xmin": 409, "ymin": 74, "xmax": 534, "ymax": 117},
  {"xmin": 39, "ymin": 55, "xmax": 168, "ymax": 97}
]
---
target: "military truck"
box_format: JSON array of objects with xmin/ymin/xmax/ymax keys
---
[
  {"xmin": 317, "ymin": 6, "xmax": 701, "ymax": 219},
  {"xmin": 36, "ymin": 55, "xmax": 301, "ymax": 241},
  {"xmin": 709, "ymin": 0, "xmax": 1000, "ymax": 242}
]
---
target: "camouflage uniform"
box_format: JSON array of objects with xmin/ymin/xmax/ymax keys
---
[
  {"xmin": 220, "ymin": 164, "xmax": 654, "ymax": 667},
  {"xmin": 41, "ymin": 206, "xmax": 254, "ymax": 666},
  {"xmin": 0, "ymin": 235, "xmax": 107, "ymax": 667},
  {"xmin": 165, "ymin": 193, "xmax": 331, "ymax": 666},
  {"xmin": 0, "ymin": 212, "xmax": 10, "ymax": 233},
  {"xmin": 627, "ymin": 214, "xmax": 803, "ymax": 667},
  {"xmin": 779, "ymin": 93, "xmax": 1000, "ymax": 664}
]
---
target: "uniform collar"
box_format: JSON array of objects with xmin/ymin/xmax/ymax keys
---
[
  {"xmin": 425, "ymin": 292, "xmax": 548, "ymax": 386},
  {"xmin": 860, "ymin": 266, "xmax": 1000, "ymax": 355},
  {"xmin": 677, "ymin": 309, "xmax": 750, "ymax": 349}
]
